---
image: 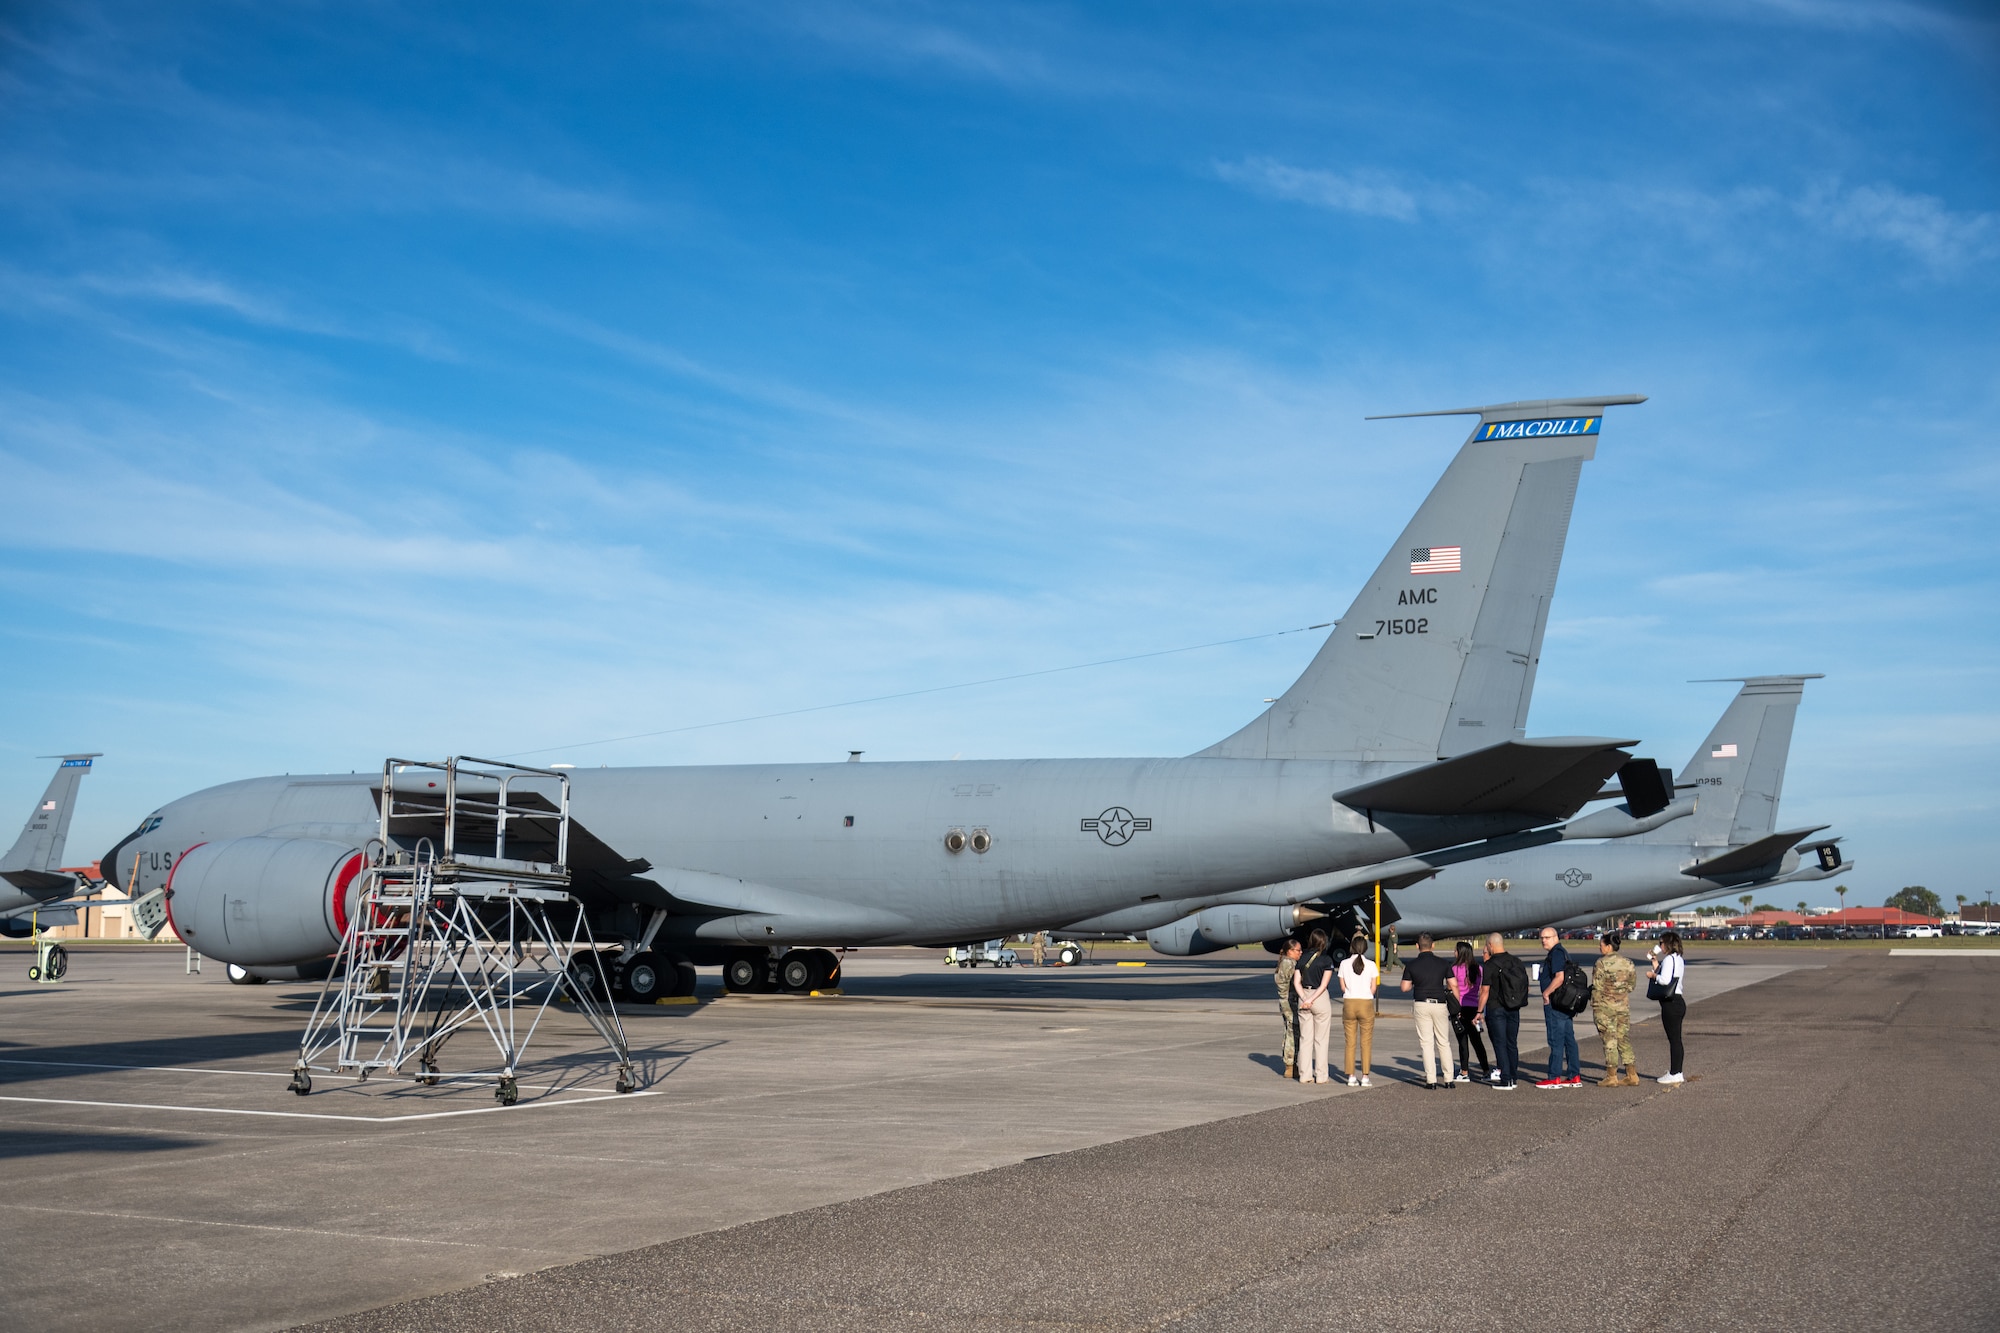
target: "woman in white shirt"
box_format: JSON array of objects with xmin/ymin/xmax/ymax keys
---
[
  {"xmin": 1647, "ymin": 931, "xmax": 1688, "ymax": 1084},
  {"xmin": 1339, "ymin": 933, "xmax": 1381, "ymax": 1087}
]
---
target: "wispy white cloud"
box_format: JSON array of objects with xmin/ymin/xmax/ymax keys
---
[
  {"xmin": 1645, "ymin": 0, "xmax": 1974, "ymax": 37},
  {"xmin": 712, "ymin": 0, "xmax": 1101, "ymax": 93},
  {"xmin": 1796, "ymin": 180, "xmax": 1998, "ymax": 269},
  {"xmin": 1213, "ymin": 156, "xmax": 1424, "ymax": 222},
  {"xmin": 0, "ymin": 18, "xmax": 645, "ymax": 229}
]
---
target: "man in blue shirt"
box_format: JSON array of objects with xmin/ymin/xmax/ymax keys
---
[{"xmin": 1535, "ymin": 926, "xmax": 1582, "ymax": 1089}]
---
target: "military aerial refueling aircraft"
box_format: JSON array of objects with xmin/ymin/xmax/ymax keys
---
[
  {"xmin": 103, "ymin": 395, "xmax": 1671, "ymax": 997},
  {"xmin": 1137, "ymin": 675, "xmax": 1840, "ymax": 952},
  {"xmin": 0, "ymin": 754, "xmax": 102, "ymax": 937}
]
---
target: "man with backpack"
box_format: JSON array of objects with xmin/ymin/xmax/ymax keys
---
[
  {"xmin": 1477, "ymin": 933, "xmax": 1529, "ymax": 1090},
  {"xmin": 1536, "ymin": 926, "xmax": 1585, "ymax": 1088}
]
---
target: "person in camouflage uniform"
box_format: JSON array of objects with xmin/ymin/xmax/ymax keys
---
[
  {"xmin": 1592, "ymin": 931, "xmax": 1640, "ymax": 1086},
  {"xmin": 1275, "ymin": 937, "xmax": 1303, "ymax": 1079}
]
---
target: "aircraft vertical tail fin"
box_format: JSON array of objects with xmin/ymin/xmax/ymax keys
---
[
  {"xmin": 1650, "ymin": 677, "xmax": 1821, "ymax": 847},
  {"xmin": 1197, "ymin": 395, "xmax": 1644, "ymax": 763},
  {"xmin": 1, "ymin": 754, "xmax": 100, "ymax": 876}
]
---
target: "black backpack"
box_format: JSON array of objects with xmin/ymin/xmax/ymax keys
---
[
  {"xmin": 1550, "ymin": 959, "xmax": 1592, "ymax": 1016},
  {"xmin": 1493, "ymin": 955, "xmax": 1529, "ymax": 1010}
]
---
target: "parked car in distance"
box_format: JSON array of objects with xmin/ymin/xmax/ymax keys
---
[{"xmin": 1899, "ymin": 926, "xmax": 1944, "ymax": 939}]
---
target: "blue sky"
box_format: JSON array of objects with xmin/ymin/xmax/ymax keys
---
[{"xmin": 2, "ymin": 1, "xmax": 1995, "ymax": 909}]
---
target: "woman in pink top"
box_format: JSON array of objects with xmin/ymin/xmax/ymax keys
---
[{"xmin": 1450, "ymin": 939, "xmax": 1492, "ymax": 1082}]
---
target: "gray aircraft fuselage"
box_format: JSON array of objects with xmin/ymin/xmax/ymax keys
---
[
  {"xmin": 108, "ymin": 757, "xmax": 1547, "ymax": 955},
  {"xmin": 1384, "ymin": 840, "xmax": 1806, "ymax": 939}
]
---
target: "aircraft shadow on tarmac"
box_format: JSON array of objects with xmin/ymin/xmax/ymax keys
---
[
  {"xmin": 0, "ymin": 1027, "xmax": 302, "ymax": 1079},
  {"xmin": 0, "ymin": 1024, "xmax": 723, "ymax": 1097},
  {"xmin": 0, "ymin": 1127, "xmax": 209, "ymax": 1161}
]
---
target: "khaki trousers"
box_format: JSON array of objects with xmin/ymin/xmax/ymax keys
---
[
  {"xmin": 1413, "ymin": 999, "xmax": 1455, "ymax": 1084},
  {"xmin": 1298, "ymin": 994, "xmax": 1335, "ymax": 1082},
  {"xmin": 1342, "ymin": 998, "xmax": 1375, "ymax": 1077}
]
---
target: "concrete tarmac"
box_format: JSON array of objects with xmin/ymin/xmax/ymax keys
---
[{"xmin": 0, "ymin": 945, "xmax": 1983, "ymax": 1331}]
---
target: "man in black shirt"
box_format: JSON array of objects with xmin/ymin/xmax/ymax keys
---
[{"xmin": 1399, "ymin": 932, "xmax": 1457, "ymax": 1088}]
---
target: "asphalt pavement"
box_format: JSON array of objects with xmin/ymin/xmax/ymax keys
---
[{"xmin": 289, "ymin": 948, "xmax": 1997, "ymax": 1333}]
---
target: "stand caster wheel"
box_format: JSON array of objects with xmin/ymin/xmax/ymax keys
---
[
  {"xmin": 419, "ymin": 1060, "xmax": 441, "ymax": 1087},
  {"xmin": 289, "ymin": 1070, "xmax": 312, "ymax": 1096},
  {"xmin": 496, "ymin": 1078, "xmax": 519, "ymax": 1106}
]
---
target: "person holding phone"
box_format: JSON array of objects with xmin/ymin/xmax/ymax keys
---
[{"xmin": 1647, "ymin": 931, "xmax": 1688, "ymax": 1084}]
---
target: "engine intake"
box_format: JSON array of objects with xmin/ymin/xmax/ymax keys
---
[{"xmin": 167, "ymin": 837, "xmax": 364, "ymax": 966}]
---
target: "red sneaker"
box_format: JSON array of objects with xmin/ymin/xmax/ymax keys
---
[
  {"xmin": 1567, "ymin": 1076, "xmax": 1584, "ymax": 1087},
  {"xmin": 1533, "ymin": 1077, "xmax": 1565, "ymax": 1090}
]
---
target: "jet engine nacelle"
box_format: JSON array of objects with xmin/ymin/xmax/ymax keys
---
[
  {"xmin": 1148, "ymin": 903, "xmax": 1326, "ymax": 957},
  {"xmin": 168, "ymin": 836, "xmax": 365, "ymax": 966}
]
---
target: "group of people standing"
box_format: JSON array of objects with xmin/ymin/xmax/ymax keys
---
[{"xmin": 1275, "ymin": 926, "xmax": 1691, "ymax": 1088}]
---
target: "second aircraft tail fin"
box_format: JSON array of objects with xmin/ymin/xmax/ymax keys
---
[
  {"xmin": 0, "ymin": 754, "xmax": 100, "ymax": 889},
  {"xmin": 1650, "ymin": 676, "xmax": 1821, "ymax": 848},
  {"xmin": 1198, "ymin": 395, "xmax": 1643, "ymax": 763}
]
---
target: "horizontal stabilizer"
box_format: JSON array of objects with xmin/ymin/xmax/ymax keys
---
[
  {"xmin": 1682, "ymin": 825, "xmax": 1830, "ymax": 880},
  {"xmin": 0, "ymin": 867, "xmax": 78, "ymax": 896},
  {"xmin": 1335, "ymin": 736, "xmax": 1637, "ymax": 820}
]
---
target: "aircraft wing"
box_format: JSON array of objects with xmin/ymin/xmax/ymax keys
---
[
  {"xmin": 1681, "ymin": 825, "xmax": 1832, "ymax": 880},
  {"xmin": 1335, "ymin": 737, "xmax": 1638, "ymax": 820},
  {"xmin": 0, "ymin": 880, "xmax": 104, "ymax": 920},
  {"xmin": 642, "ymin": 867, "xmax": 913, "ymax": 940}
]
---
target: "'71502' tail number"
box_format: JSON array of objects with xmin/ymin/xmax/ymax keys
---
[{"xmin": 1374, "ymin": 618, "xmax": 1428, "ymax": 635}]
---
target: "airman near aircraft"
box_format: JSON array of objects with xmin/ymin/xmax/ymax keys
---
[
  {"xmin": 1592, "ymin": 931, "xmax": 1640, "ymax": 1086},
  {"xmin": 1275, "ymin": 936, "xmax": 1303, "ymax": 1079}
]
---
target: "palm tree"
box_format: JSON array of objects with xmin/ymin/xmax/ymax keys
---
[
  {"xmin": 1739, "ymin": 894, "xmax": 1754, "ymax": 917},
  {"xmin": 1957, "ymin": 894, "xmax": 1968, "ymax": 920},
  {"xmin": 1836, "ymin": 884, "xmax": 1848, "ymax": 914},
  {"xmin": 1797, "ymin": 900, "xmax": 1808, "ymax": 918}
]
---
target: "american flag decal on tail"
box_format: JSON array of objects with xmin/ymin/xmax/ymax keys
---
[{"xmin": 1409, "ymin": 545, "xmax": 1462, "ymax": 575}]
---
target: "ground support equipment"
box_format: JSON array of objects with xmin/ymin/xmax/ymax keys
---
[{"xmin": 293, "ymin": 756, "xmax": 636, "ymax": 1103}]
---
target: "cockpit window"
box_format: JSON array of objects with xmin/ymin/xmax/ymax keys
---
[{"xmin": 133, "ymin": 815, "xmax": 163, "ymax": 835}]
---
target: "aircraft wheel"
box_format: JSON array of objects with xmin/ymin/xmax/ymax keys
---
[
  {"xmin": 807, "ymin": 948, "xmax": 839, "ymax": 989},
  {"xmin": 663, "ymin": 955, "xmax": 699, "ymax": 998},
  {"xmin": 1058, "ymin": 945, "xmax": 1083, "ymax": 966},
  {"xmin": 565, "ymin": 957, "xmax": 606, "ymax": 1003},
  {"xmin": 778, "ymin": 951, "xmax": 814, "ymax": 992},
  {"xmin": 226, "ymin": 963, "xmax": 268, "ymax": 986},
  {"xmin": 723, "ymin": 955, "xmax": 770, "ymax": 993},
  {"xmin": 621, "ymin": 951, "xmax": 665, "ymax": 1004}
]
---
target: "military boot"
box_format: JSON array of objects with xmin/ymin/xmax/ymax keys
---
[
  {"xmin": 1283, "ymin": 1061, "xmax": 1295, "ymax": 1081},
  {"xmin": 1623, "ymin": 1063, "xmax": 1640, "ymax": 1087},
  {"xmin": 1598, "ymin": 1067, "xmax": 1623, "ymax": 1088}
]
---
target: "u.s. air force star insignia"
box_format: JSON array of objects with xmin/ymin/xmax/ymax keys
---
[
  {"xmin": 1081, "ymin": 807, "xmax": 1151, "ymax": 846},
  {"xmin": 1557, "ymin": 867, "xmax": 1592, "ymax": 889}
]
